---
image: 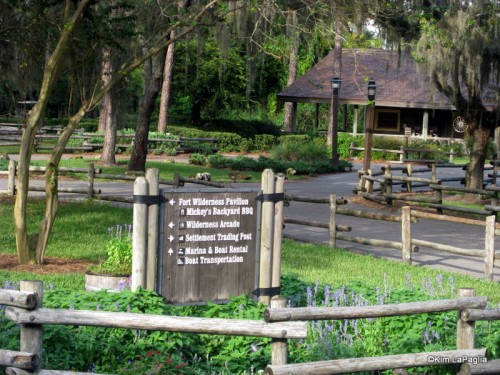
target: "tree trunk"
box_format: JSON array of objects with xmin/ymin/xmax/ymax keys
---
[
  {"xmin": 128, "ymin": 51, "xmax": 166, "ymax": 172},
  {"xmin": 14, "ymin": 0, "xmax": 92, "ymax": 264},
  {"xmin": 157, "ymin": 30, "xmax": 176, "ymax": 133},
  {"xmin": 35, "ymin": 107, "xmax": 88, "ymax": 264},
  {"xmin": 283, "ymin": 33, "xmax": 299, "ymax": 133},
  {"xmin": 97, "ymin": 48, "xmax": 111, "ymax": 132},
  {"xmin": 99, "ymin": 48, "xmax": 118, "ymax": 165},
  {"xmin": 14, "ymin": 114, "xmax": 40, "ymax": 264},
  {"xmin": 466, "ymin": 122, "xmax": 490, "ymax": 189},
  {"xmin": 14, "ymin": 0, "xmax": 218, "ymax": 264}
]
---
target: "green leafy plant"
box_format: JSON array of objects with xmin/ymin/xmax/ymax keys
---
[
  {"xmin": 88, "ymin": 225, "xmax": 132, "ymax": 275},
  {"xmin": 188, "ymin": 153, "xmax": 208, "ymax": 166}
]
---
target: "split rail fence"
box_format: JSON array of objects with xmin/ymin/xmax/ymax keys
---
[
  {"xmin": 349, "ymin": 142, "xmax": 457, "ymax": 163},
  {"xmin": 0, "ymin": 160, "xmax": 226, "ymax": 202},
  {"xmin": 284, "ymin": 193, "xmax": 499, "ymax": 280},
  {"xmin": 1, "ymin": 282, "xmax": 499, "ymax": 374},
  {"xmin": 0, "ymin": 124, "xmax": 219, "ymax": 154},
  {"xmin": 357, "ymin": 162, "xmax": 500, "ymax": 218}
]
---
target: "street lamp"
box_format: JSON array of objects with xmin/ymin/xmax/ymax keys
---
[
  {"xmin": 367, "ymin": 79, "xmax": 377, "ymax": 101},
  {"xmin": 330, "ymin": 77, "xmax": 341, "ymax": 167},
  {"xmin": 363, "ymin": 79, "xmax": 377, "ymax": 173}
]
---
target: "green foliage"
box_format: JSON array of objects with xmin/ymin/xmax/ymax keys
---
[
  {"xmin": 253, "ymin": 133, "xmax": 279, "ymax": 151},
  {"xmin": 278, "ymin": 134, "xmax": 314, "ymax": 145},
  {"xmin": 371, "ymin": 137, "xmax": 405, "ymax": 161},
  {"xmin": 337, "ymin": 133, "xmax": 357, "ymax": 158},
  {"xmin": 271, "ymin": 139, "xmax": 328, "ymax": 163},
  {"xmin": 0, "ymin": 156, "xmax": 9, "ymax": 171},
  {"xmin": 79, "ymin": 119, "xmax": 98, "ymax": 132},
  {"xmin": 88, "ymin": 225, "xmax": 132, "ymax": 275},
  {"xmin": 188, "ymin": 153, "xmax": 208, "ymax": 166},
  {"xmin": 207, "ymin": 153, "xmax": 350, "ymax": 175}
]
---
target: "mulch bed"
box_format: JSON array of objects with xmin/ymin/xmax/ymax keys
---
[{"xmin": 0, "ymin": 254, "xmax": 94, "ymax": 274}]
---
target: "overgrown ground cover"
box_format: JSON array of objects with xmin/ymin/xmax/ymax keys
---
[{"xmin": 1, "ymin": 200, "xmax": 500, "ymax": 374}]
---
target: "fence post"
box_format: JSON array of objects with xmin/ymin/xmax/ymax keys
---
[
  {"xmin": 449, "ymin": 148, "xmax": 454, "ymax": 163},
  {"xmin": 20, "ymin": 281, "xmax": 43, "ymax": 371},
  {"xmin": 365, "ymin": 170, "xmax": 374, "ymax": 194},
  {"xmin": 132, "ymin": 177, "xmax": 149, "ymax": 291},
  {"xmin": 484, "ymin": 215, "xmax": 495, "ymax": 280},
  {"xmin": 146, "ymin": 168, "xmax": 159, "ymax": 291},
  {"xmin": 173, "ymin": 172, "xmax": 181, "ymax": 188},
  {"xmin": 435, "ymin": 180, "xmax": 443, "ymax": 214},
  {"xmin": 87, "ymin": 163, "xmax": 95, "ymax": 199},
  {"xmin": 384, "ymin": 164, "xmax": 392, "ymax": 205},
  {"xmin": 401, "ymin": 206, "xmax": 412, "ymax": 265},
  {"xmin": 399, "ymin": 145, "xmax": 404, "ymax": 163},
  {"xmin": 7, "ymin": 159, "xmax": 16, "ymax": 195},
  {"xmin": 457, "ymin": 288, "xmax": 476, "ymax": 350},
  {"xmin": 431, "ymin": 163, "xmax": 437, "ymax": 181},
  {"xmin": 405, "ymin": 163, "xmax": 413, "ymax": 192},
  {"xmin": 259, "ymin": 169, "xmax": 276, "ymax": 306},
  {"xmin": 329, "ymin": 194, "xmax": 337, "ymax": 248},
  {"xmin": 270, "ymin": 297, "xmax": 288, "ymax": 366},
  {"xmin": 271, "ymin": 174, "xmax": 285, "ymax": 298},
  {"xmin": 349, "ymin": 141, "xmax": 355, "ymax": 159}
]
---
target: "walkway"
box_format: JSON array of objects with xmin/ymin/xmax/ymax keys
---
[{"xmin": 1, "ymin": 155, "xmax": 498, "ymax": 281}]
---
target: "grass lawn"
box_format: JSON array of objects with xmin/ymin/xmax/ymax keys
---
[
  {"xmin": 25, "ymin": 157, "xmax": 266, "ymax": 183},
  {"xmin": 1, "ymin": 200, "xmax": 498, "ymax": 304}
]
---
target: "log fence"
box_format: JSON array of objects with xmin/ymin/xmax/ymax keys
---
[
  {"xmin": 3, "ymin": 160, "xmax": 226, "ymax": 201},
  {"xmin": 1, "ymin": 283, "xmax": 498, "ymax": 374},
  {"xmin": 357, "ymin": 162, "xmax": 500, "ymax": 217},
  {"xmin": 349, "ymin": 142, "xmax": 457, "ymax": 163},
  {"xmin": 284, "ymin": 191, "xmax": 499, "ymax": 279},
  {"xmin": 0, "ymin": 124, "xmax": 220, "ymax": 154}
]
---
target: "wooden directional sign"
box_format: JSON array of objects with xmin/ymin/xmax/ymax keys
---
[{"xmin": 158, "ymin": 188, "xmax": 260, "ymax": 304}]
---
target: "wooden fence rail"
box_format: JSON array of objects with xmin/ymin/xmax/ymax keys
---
[
  {"xmin": 357, "ymin": 162, "xmax": 500, "ymax": 217},
  {"xmin": 283, "ymin": 190, "xmax": 498, "ymax": 279},
  {"xmin": 5, "ymin": 307, "xmax": 306, "ymax": 339},
  {"xmin": 349, "ymin": 142, "xmax": 456, "ymax": 163},
  {"xmin": 0, "ymin": 281, "xmax": 306, "ymax": 374},
  {"xmin": 4, "ymin": 160, "xmax": 226, "ymax": 200},
  {"xmin": 264, "ymin": 297, "xmax": 488, "ymax": 322},
  {"xmin": 267, "ymin": 349, "xmax": 487, "ymax": 375},
  {"xmin": 1, "ymin": 284, "xmax": 498, "ymax": 375}
]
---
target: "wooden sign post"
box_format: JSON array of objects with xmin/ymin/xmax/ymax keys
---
[{"xmin": 158, "ymin": 188, "xmax": 260, "ymax": 304}]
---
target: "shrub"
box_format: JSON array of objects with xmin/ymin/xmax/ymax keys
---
[
  {"xmin": 271, "ymin": 140, "xmax": 329, "ymax": 163},
  {"xmin": 279, "ymin": 134, "xmax": 313, "ymax": 146},
  {"xmin": 253, "ymin": 134, "xmax": 279, "ymax": 151},
  {"xmin": 0, "ymin": 156, "xmax": 9, "ymax": 171},
  {"xmin": 87, "ymin": 224, "xmax": 132, "ymax": 276},
  {"xmin": 337, "ymin": 133, "xmax": 358, "ymax": 158},
  {"xmin": 188, "ymin": 153, "xmax": 208, "ymax": 166},
  {"xmin": 207, "ymin": 154, "xmax": 231, "ymax": 169}
]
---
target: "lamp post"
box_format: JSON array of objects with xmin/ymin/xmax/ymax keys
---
[
  {"xmin": 362, "ymin": 80, "xmax": 376, "ymax": 172},
  {"xmin": 330, "ymin": 77, "xmax": 341, "ymax": 167}
]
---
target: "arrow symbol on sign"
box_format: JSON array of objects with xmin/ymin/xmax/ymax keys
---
[
  {"xmin": 168, "ymin": 248, "xmax": 173, "ymax": 256},
  {"xmin": 169, "ymin": 199, "xmax": 176, "ymax": 206},
  {"xmin": 168, "ymin": 222, "xmax": 175, "ymax": 229},
  {"xmin": 168, "ymin": 235, "xmax": 174, "ymax": 242}
]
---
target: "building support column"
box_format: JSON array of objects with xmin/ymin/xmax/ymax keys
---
[
  {"xmin": 352, "ymin": 105, "xmax": 359, "ymax": 135},
  {"xmin": 494, "ymin": 126, "xmax": 500, "ymax": 156},
  {"xmin": 422, "ymin": 110, "xmax": 429, "ymax": 139}
]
